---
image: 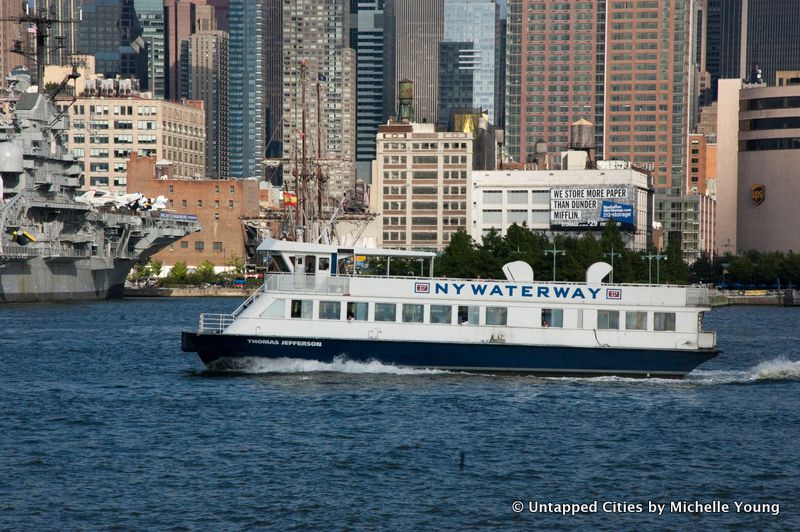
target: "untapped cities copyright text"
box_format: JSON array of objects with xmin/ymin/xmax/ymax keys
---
[{"xmin": 510, "ymin": 500, "xmax": 780, "ymax": 516}]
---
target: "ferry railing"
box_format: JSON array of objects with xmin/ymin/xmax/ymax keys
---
[
  {"xmin": 685, "ymin": 287, "xmax": 710, "ymax": 306},
  {"xmin": 199, "ymin": 313, "xmax": 234, "ymax": 333},
  {"xmin": 263, "ymin": 274, "xmax": 351, "ymax": 295}
]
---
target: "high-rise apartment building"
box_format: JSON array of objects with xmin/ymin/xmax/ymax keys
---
[
  {"xmin": 135, "ymin": 0, "xmax": 165, "ymax": 97},
  {"xmin": 506, "ymin": 1, "xmax": 695, "ymax": 256},
  {"xmin": 438, "ymin": 0, "xmax": 500, "ymax": 128},
  {"xmin": 183, "ymin": 29, "xmax": 229, "ymax": 178},
  {"xmin": 282, "ymin": 0, "xmax": 356, "ymax": 199},
  {"xmin": 163, "ymin": 0, "xmax": 210, "ymax": 100},
  {"xmin": 504, "ymin": 1, "xmax": 603, "ymax": 163},
  {"xmin": 384, "ymin": 0, "xmax": 444, "ymax": 125},
  {"xmin": 351, "ymin": 0, "xmax": 385, "ymax": 183}
]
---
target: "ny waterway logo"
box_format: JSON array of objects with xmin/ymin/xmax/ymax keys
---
[
  {"xmin": 413, "ymin": 281, "xmax": 619, "ymax": 301},
  {"xmin": 415, "ymin": 282, "xmax": 430, "ymax": 294}
]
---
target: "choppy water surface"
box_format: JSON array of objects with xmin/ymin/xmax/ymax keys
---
[{"xmin": 1, "ymin": 299, "xmax": 798, "ymax": 530}]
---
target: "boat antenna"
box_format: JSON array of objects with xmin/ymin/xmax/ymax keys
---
[{"xmin": 4, "ymin": 6, "xmax": 79, "ymax": 94}]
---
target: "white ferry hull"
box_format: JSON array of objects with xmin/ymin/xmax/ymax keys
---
[{"xmin": 182, "ymin": 331, "xmax": 718, "ymax": 379}]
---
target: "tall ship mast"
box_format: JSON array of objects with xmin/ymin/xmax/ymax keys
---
[
  {"xmin": 0, "ymin": 9, "xmax": 199, "ymax": 302},
  {"xmin": 265, "ymin": 60, "xmax": 366, "ymax": 245}
]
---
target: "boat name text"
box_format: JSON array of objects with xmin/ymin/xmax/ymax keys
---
[{"xmin": 247, "ymin": 339, "xmax": 322, "ymax": 347}]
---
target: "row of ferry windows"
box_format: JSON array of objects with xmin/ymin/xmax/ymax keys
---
[{"xmin": 266, "ymin": 300, "xmax": 677, "ymax": 331}]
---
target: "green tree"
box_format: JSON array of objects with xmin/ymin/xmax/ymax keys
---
[
  {"xmin": 190, "ymin": 260, "xmax": 217, "ymax": 284},
  {"xmin": 146, "ymin": 259, "xmax": 163, "ymax": 278},
  {"xmin": 225, "ymin": 254, "xmax": 246, "ymax": 275},
  {"xmin": 435, "ymin": 230, "xmax": 480, "ymax": 278},
  {"xmin": 167, "ymin": 261, "xmax": 189, "ymax": 284}
]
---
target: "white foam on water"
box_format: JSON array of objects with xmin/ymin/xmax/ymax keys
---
[
  {"xmin": 210, "ymin": 355, "xmax": 448, "ymax": 375},
  {"xmin": 685, "ymin": 358, "xmax": 800, "ymax": 385},
  {"xmin": 747, "ymin": 358, "xmax": 800, "ymax": 381}
]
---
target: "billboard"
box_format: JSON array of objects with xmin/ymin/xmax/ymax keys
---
[{"xmin": 550, "ymin": 186, "xmax": 636, "ymax": 230}]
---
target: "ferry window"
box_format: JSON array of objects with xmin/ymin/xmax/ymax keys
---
[
  {"xmin": 347, "ymin": 302, "xmax": 368, "ymax": 321},
  {"xmin": 260, "ymin": 299, "xmax": 285, "ymax": 318},
  {"xmin": 486, "ymin": 307, "xmax": 508, "ymax": 326},
  {"xmin": 598, "ymin": 310, "xmax": 620, "ymax": 330},
  {"xmin": 457, "ymin": 305, "xmax": 479, "ymax": 325},
  {"xmin": 541, "ymin": 308, "xmax": 563, "ymax": 328},
  {"xmin": 626, "ymin": 311, "xmax": 648, "ymax": 330},
  {"xmin": 375, "ymin": 303, "xmax": 397, "ymax": 322},
  {"xmin": 402, "ymin": 304, "xmax": 424, "ymax": 323},
  {"xmin": 430, "ymin": 305, "xmax": 452, "ymax": 324},
  {"xmin": 319, "ymin": 257, "xmax": 330, "ymax": 271},
  {"xmin": 319, "ymin": 301, "xmax": 341, "ymax": 320},
  {"xmin": 654, "ymin": 312, "xmax": 676, "ymax": 331},
  {"xmin": 290, "ymin": 300, "xmax": 313, "ymax": 319}
]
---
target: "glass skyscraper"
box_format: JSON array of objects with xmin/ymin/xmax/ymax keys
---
[
  {"xmin": 438, "ymin": 0, "xmax": 500, "ymax": 127},
  {"xmin": 352, "ymin": 0, "xmax": 385, "ymax": 182},
  {"xmin": 228, "ymin": 0, "xmax": 265, "ymax": 179},
  {"xmin": 134, "ymin": 0, "xmax": 165, "ymax": 97}
]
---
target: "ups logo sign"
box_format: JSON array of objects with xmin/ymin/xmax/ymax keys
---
[{"xmin": 751, "ymin": 184, "xmax": 765, "ymax": 206}]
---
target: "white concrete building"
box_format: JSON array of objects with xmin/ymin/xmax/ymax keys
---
[
  {"xmin": 373, "ymin": 120, "xmax": 472, "ymax": 250},
  {"xmin": 470, "ymin": 160, "xmax": 652, "ymax": 251}
]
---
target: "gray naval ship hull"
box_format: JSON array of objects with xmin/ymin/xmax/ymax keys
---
[{"xmin": 0, "ymin": 256, "xmax": 135, "ymax": 302}]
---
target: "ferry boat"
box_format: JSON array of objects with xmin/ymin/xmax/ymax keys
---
[{"xmin": 181, "ymin": 238, "xmax": 718, "ymax": 378}]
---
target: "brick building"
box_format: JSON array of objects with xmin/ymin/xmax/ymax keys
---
[{"xmin": 127, "ymin": 155, "xmax": 259, "ymax": 270}]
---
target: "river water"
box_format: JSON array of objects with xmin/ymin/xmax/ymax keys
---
[{"xmin": 1, "ymin": 298, "xmax": 798, "ymax": 530}]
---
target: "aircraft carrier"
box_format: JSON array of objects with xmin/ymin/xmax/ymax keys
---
[{"xmin": 0, "ymin": 32, "xmax": 198, "ymax": 302}]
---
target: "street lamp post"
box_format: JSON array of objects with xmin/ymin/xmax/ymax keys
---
[
  {"xmin": 544, "ymin": 243, "xmax": 566, "ymax": 282},
  {"xmin": 644, "ymin": 251, "xmax": 667, "ymax": 284},
  {"xmin": 603, "ymin": 247, "xmax": 621, "ymax": 283}
]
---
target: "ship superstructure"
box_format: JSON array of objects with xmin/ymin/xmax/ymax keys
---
[{"xmin": 0, "ymin": 12, "xmax": 198, "ymax": 302}]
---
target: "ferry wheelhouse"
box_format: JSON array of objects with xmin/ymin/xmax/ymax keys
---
[{"xmin": 181, "ymin": 238, "xmax": 718, "ymax": 378}]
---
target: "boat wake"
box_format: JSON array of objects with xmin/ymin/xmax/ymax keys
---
[
  {"xmin": 206, "ymin": 355, "xmax": 448, "ymax": 375},
  {"xmin": 685, "ymin": 358, "xmax": 800, "ymax": 385}
]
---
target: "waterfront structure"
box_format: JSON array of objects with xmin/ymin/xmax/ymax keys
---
[
  {"xmin": 281, "ymin": 0, "xmax": 356, "ymax": 199},
  {"xmin": 182, "ymin": 29, "xmax": 229, "ymax": 178},
  {"xmin": 76, "ymin": 0, "xmax": 147, "ymax": 80},
  {"xmin": 351, "ymin": 0, "xmax": 385, "ymax": 183},
  {"xmin": 471, "ymin": 162, "xmax": 651, "ymax": 251},
  {"xmin": 134, "ymin": 0, "xmax": 166, "ymax": 97},
  {"xmin": 60, "ymin": 79, "xmax": 205, "ymax": 192},
  {"xmin": 383, "ymin": 0, "xmax": 444, "ymax": 125},
  {"xmin": 374, "ymin": 120, "xmax": 472, "ymax": 250},
  {"xmin": 127, "ymin": 155, "xmax": 259, "ymax": 270},
  {"xmin": 716, "ymin": 79, "xmax": 800, "ymax": 254},
  {"xmin": 437, "ymin": 0, "xmax": 500, "ymax": 128}
]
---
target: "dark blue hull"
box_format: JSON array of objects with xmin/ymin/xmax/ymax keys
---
[{"xmin": 181, "ymin": 331, "xmax": 718, "ymax": 378}]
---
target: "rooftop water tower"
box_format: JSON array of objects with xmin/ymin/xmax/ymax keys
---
[
  {"xmin": 569, "ymin": 119, "xmax": 596, "ymax": 168},
  {"xmin": 397, "ymin": 79, "xmax": 415, "ymax": 123}
]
